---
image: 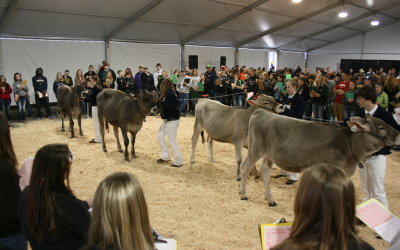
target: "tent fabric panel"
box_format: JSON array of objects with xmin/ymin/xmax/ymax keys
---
[
  {"xmin": 311, "ymin": 34, "xmax": 363, "ymax": 53},
  {"xmin": 183, "ymin": 46, "xmax": 235, "ymax": 74},
  {"xmin": 307, "ymin": 53, "xmax": 361, "ymax": 72},
  {"xmin": 1, "ymin": 9, "xmax": 123, "ymax": 39},
  {"xmin": 15, "ymin": 0, "xmax": 150, "ymax": 19},
  {"xmin": 186, "ymin": 28, "xmax": 255, "ymax": 47},
  {"xmin": 362, "ymin": 54, "xmax": 400, "ymax": 60},
  {"xmin": 113, "ymin": 20, "xmax": 204, "ymax": 43},
  {"xmin": 363, "ymin": 22, "xmax": 400, "ymax": 54},
  {"xmin": 258, "ymin": 0, "xmax": 340, "ymax": 19},
  {"xmin": 218, "ymin": 9, "xmax": 294, "ymax": 33},
  {"xmin": 343, "ymin": 15, "xmax": 394, "ymax": 31},
  {"xmin": 241, "ymin": 34, "xmax": 299, "ymax": 49},
  {"xmin": 307, "ymin": 4, "xmax": 367, "ymax": 26},
  {"xmin": 312, "ymin": 27, "xmax": 359, "ymax": 42},
  {"xmin": 278, "ymin": 51, "xmax": 305, "ymax": 69},
  {"xmin": 238, "ymin": 48, "xmax": 268, "ymax": 69},
  {"xmin": 1, "ymin": 39, "xmax": 105, "ymax": 105},
  {"xmin": 109, "ymin": 42, "xmax": 180, "ymax": 78},
  {"xmin": 283, "ymin": 40, "xmax": 327, "ymax": 52},
  {"xmin": 140, "ymin": 0, "xmax": 243, "ymax": 27},
  {"xmin": 274, "ymin": 20, "xmax": 331, "ymax": 38}
]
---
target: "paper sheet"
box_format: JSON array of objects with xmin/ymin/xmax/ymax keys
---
[
  {"xmin": 346, "ymin": 92, "xmax": 354, "ymax": 100},
  {"xmin": 356, "ymin": 198, "xmax": 400, "ymax": 243},
  {"xmin": 155, "ymin": 238, "xmax": 177, "ymax": 250},
  {"xmin": 286, "ymin": 74, "xmax": 292, "ymax": 80},
  {"xmin": 260, "ymin": 222, "xmax": 292, "ymax": 250},
  {"xmin": 247, "ymin": 92, "xmax": 254, "ymax": 100}
]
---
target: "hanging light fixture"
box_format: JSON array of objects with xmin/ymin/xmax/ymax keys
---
[
  {"xmin": 371, "ymin": 15, "xmax": 379, "ymax": 25},
  {"xmin": 338, "ymin": 4, "xmax": 348, "ymax": 17},
  {"xmin": 292, "ymin": 0, "xmax": 302, "ymax": 2}
]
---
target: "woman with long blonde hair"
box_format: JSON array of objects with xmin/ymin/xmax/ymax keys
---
[
  {"xmin": 85, "ymin": 172, "xmax": 153, "ymax": 250},
  {"xmin": 156, "ymin": 79, "xmax": 182, "ymax": 167},
  {"xmin": 310, "ymin": 74, "xmax": 329, "ymax": 122},
  {"xmin": 272, "ymin": 166, "xmax": 374, "ymax": 250},
  {"xmin": 102, "ymin": 71, "xmax": 114, "ymax": 89},
  {"xmin": 384, "ymin": 74, "xmax": 400, "ymax": 113}
]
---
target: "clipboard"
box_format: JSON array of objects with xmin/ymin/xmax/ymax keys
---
[
  {"xmin": 171, "ymin": 75, "xmax": 177, "ymax": 84},
  {"xmin": 215, "ymin": 79, "xmax": 222, "ymax": 88},
  {"xmin": 260, "ymin": 219, "xmax": 292, "ymax": 250},
  {"xmin": 286, "ymin": 74, "xmax": 292, "ymax": 80},
  {"xmin": 309, "ymin": 91, "xmax": 318, "ymax": 97},
  {"xmin": 21, "ymin": 80, "xmax": 28, "ymax": 88},
  {"xmin": 198, "ymin": 81, "xmax": 204, "ymax": 91},
  {"xmin": 258, "ymin": 81, "xmax": 265, "ymax": 90},
  {"xmin": 276, "ymin": 82, "xmax": 283, "ymax": 89},
  {"xmin": 390, "ymin": 102, "xmax": 399, "ymax": 108},
  {"xmin": 346, "ymin": 92, "xmax": 354, "ymax": 100}
]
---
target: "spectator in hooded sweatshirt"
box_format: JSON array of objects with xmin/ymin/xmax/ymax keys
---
[
  {"xmin": 141, "ymin": 67, "xmax": 155, "ymax": 93},
  {"xmin": 62, "ymin": 70, "xmax": 73, "ymax": 87},
  {"xmin": 134, "ymin": 65, "xmax": 144, "ymax": 95},
  {"xmin": 32, "ymin": 68, "xmax": 53, "ymax": 119},
  {"xmin": 84, "ymin": 65, "xmax": 96, "ymax": 81},
  {"xmin": 13, "ymin": 73, "xmax": 29, "ymax": 123},
  {"xmin": 98, "ymin": 63, "xmax": 116, "ymax": 89},
  {"xmin": 0, "ymin": 75, "xmax": 12, "ymax": 122}
]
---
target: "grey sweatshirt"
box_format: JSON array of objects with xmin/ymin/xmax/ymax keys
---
[{"xmin": 12, "ymin": 81, "xmax": 29, "ymax": 97}]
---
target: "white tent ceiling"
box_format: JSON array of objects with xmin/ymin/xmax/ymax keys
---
[{"xmin": 0, "ymin": 0, "xmax": 399, "ymax": 52}]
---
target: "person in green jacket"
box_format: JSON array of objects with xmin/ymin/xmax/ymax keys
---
[{"xmin": 376, "ymin": 83, "xmax": 389, "ymax": 110}]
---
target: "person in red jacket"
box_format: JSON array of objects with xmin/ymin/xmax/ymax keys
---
[{"xmin": 0, "ymin": 75, "xmax": 12, "ymax": 121}]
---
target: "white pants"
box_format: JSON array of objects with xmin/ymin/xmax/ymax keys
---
[
  {"xmin": 157, "ymin": 120, "xmax": 183, "ymax": 165},
  {"xmin": 281, "ymin": 170, "xmax": 298, "ymax": 181},
  {"xmin": 92, "ymin": 106, "xmax": 102, "ymax": 143},
  {"xmin": 359, "ymin": 155, "xmax": 388, "ymax": 208}
]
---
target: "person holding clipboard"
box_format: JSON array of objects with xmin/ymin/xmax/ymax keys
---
[
  {"xmin": 310, "ymin": 74, "xmax": 329, "ymax": 122},
  {"xmin": 215, "ymin": 71, "xmax": 227, "ymax": 104},
  {"xmin": 341, "ymin": 78, "xmax": 359, "ymax": 121}
]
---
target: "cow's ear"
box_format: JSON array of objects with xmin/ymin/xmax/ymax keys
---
[
  {"xmin": 347, "ymin": 120, "xmax": 370, "ymax": 132},
  {"xmin": 152, "ymin": 90, "xmax": 156, "ymax": 97},
  {"xmin": 247, "ymin": 99, "xmax": 256, "ymax": 106}
]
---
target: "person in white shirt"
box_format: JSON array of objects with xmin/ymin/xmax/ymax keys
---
[
  {"xmin": 153, "ymin": 63, "xmax": 163, "ymax": 96},
  {"xmin": 177, "ymin": 70, "xmax": 191, "ymax": 117}
]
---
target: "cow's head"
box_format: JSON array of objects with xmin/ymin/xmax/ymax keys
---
[
  {"xmin": 247, "ymin": 94, "xmax": 284, "ymax": 114},
  {"xmin": 347, "ymin": 115, "xmax": 400, "ymax": 146},
  {"xmin": 137, "ymin": 90, "xmax": 158, "ymax": 113}
]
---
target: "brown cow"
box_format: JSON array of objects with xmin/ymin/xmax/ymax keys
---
[
  {"xmin": 239, "ymin": 111, "xmax": 400, "ymax": 207},
  {"xmin": 57, "ymin": 84, "xmax": 85, "ymax": 138},
  {"xmin": 96, "ymin": 89, "xmax": 157, "ymax": 162}
]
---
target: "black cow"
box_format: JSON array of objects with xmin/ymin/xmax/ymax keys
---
[
  {"xmin": 57, "ymin": 84, "xmax": 85, "ymax": 138},
  {"xmin": 96, "ymin": 89, "xmax": 157, "ymax": 161}
]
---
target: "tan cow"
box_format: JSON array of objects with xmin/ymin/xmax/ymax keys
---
[
  {"xmin": 190, "ymin": 95, "xmax": 284, "ymax": 180},
  {"xmin": 239, "ymin": 110, "xmax": 400, "ymax": 207}
]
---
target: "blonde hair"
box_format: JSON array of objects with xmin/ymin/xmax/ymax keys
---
[
  {"xmin": 313, "ymin": 74, "xmax": 324, "ymax": 87},
  {"xmin": 384, "ymin": 74, "xmax": 397, "ymax": 92},
  {"xmin": 86, "ymin": 172, "xmax": 153, "ymax": 250},
  {"xmin": 105, "ymin": 71, "xmax": 113, "ymax": 84},
  {"xmin": 55, "ymin": 72, "xmax": 63, "ymax": 83},
  {"xmin": 191, "ymin": 68, "xmax": 199, "ymax": 77},
  {"xmin": 162, "ymin": 71, "xmax": 168, "ymax": 78}
]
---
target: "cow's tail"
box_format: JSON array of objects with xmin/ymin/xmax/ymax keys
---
[
  {"xmin": 201, "ymin": 131, "xmax": 205, "ymax": 144},
  {"xmin": 105, "ymin": 120, "xmax": 109, "ymax": 133}
]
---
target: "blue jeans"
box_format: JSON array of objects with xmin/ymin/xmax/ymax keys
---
[
  {"xmin": 178, "ymin": 93, "xmax": 189, "ymax": 115},
  {"xmin": 343, "ymin": 108, "xmax": 357, "ymax": 120},
  {"xmin": 0, "ymin": 99, "xmax": 11, "ymax": 120},
  {"xmin": 232, "ymin": 93, "xmax": 242, "ymax": 107},
  {"xmin": 303, "ymin": 101, "xmax": 311, "ymax": 120},
  {"xmin": 215, "ymin": 92, "xmax": 225, "ymax": 104},
  {"xmin": 312, "ymin": 104, "xmax": 324, "ymax": 122},
  {"xmin": 329, "ymin": 101, "xmax": 335, "ymax": 123},
  {"xmin": 82, "ymin": 101, "xmax": 87, "ymax": 115},
  {"xmin": 208, "ymin": 89, "xmax": 215, "ymax": 100},
  {"xmin": 0, "ymin": 231, "xmax": 27, "ymax": 250},
  {"xmin": 17, "ymin": 96, "xmax": 27, "ymax": 121},
  {"xmin": 26, "ymin": 98, "xmax": 33, "ymax": 116}
]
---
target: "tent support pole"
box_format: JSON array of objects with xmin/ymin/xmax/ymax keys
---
[
  {"xmin": 105, "ymin": 40, "xmax": 109, "ymax": 62},
  {"xmin": 360, "ymin": 33, "xmax": 365, "ymax": 60},
  {"xmin": 180, "ymin": 44, "xmax": 184, "ymax": 70},
  {"xmin": 234, "ymin": 47, "xmax": 239, "ymax": 67}
]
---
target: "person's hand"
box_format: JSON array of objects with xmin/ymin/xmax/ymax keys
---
[
  {"xmin": 274, "ymin": 86, "xmax": 278, "ymax": 90},
  {"xmin": 395, "ymin": 92, "xmax": 400, "ymax": 99},
  {"xmin": 126, "ymin": 85, "xmax": 129, "ymax": 87},
  {"xmin": 348, "ymin": 99, "xmax": 354, "ymax": 103},
  {"xmin": 244, "ymin": 89, "xmax": 247, "ymax": 93},
  {"xmin": 377, "ymin": 102, "xmax": 381, "ymax": 106},
  {"xmin": 158, "ymin": 76, "xmax": 161, "ymax": 80},
  {"xmin": 283, "ymin": 92, "xmax": 287, "ymax": 96},
  {"xmin": 107, "ymin": 85, "xmax": 110, "ymax": 88},
  {"xmin": 299, "ymin": 91, "xmax": 302, "ymax": 95},
  {"xmin": 220, "ymin": 85, "xmax": 222, "ymax": 87},
  {"xmin": 179, "ymin": 91, "xmax": 182, "ymax": 93},
  {"xmin": 309, "ymin": 93, "xmax": 314, "ymax": 98},
  {"xmin": 316, "ymin": 93, "xmax": 321, "ymax": 98},
  {"xmin": 183, "ymin": 82, "xmax": 186, "ymax": 86},
  {"xmin": 86, "ymin": 198, "xmax": 94, "ymax": 208}
]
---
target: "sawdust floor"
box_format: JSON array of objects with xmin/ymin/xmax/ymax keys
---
[{"xmin": 11, "ymin": 114, "xmax": 400, "ymax": 250}]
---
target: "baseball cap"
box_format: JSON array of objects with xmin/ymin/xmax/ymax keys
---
[
  {"xmin": 117, "ymin": 69, "xmax": 122, "ymax": 73},
  {"xmin": 139, "ymin": 65, "xmax": 143, "ymax": 68},
  {"xmin": 363, "ymin": 76, "xmax": 373, "ymax": 81},
  {"xmin": 303, "ymin": 72, "xmax": 310, "ymax": 75},
  {"xmin": 206, "ymin": 64, "xmax": 212, "ymax": 68},
  {"xmin": 103, "ymin": 63, "xmax": 109, "ymax": 66}
]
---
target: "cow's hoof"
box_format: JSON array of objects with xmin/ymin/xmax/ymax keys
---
[
  {"xmin": 236, "ymin": 178, "xmax": 241, "ymax": 181},
  {"xmin": 269, "ymin": 202, "xmax": 277, "ymax": 207},
  {"xmin": 71, "ymin": 136, "xmax": 75, "ymax": 139},
  {"xmin": 191, "ymin": 161, "xmax": 195, "ymax": 164},
  {"xmin": 241, "ymin": 197, "xmax": 248, "ymax": 201},
  {"xmin": 103, "ymin": 149, "xmax": 107, "ymax": 153},
  {"xmin": 79, "ymin": 133, "xmax": 83, "ymax": 136},
  {"xmin": 61, "ymin": 129, "xmax": 65, "ymax": 132},
  {"xmin": 125, "ymin": 159, "xmax": 130, "ymax": 162},
  {"xmin": 118, "ymin": 149, "xmax": 123, "ymax": 153},
  {"xmin": 255, "ymin": 175, "xmax": 261, "ymax": 179},
  {"xmin": 131, "ymin": 155, "xmax": 137, "ymax": 159}
]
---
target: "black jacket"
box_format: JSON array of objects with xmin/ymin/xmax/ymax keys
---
[
  {"xmin": 141, "ymin": 73, "xmax": 155, "ymax": 92},
  {"xmin": 282, "ymin": 92, "xmax": 306, "ymax": 119},
  {"xmin": 98, "ymin": 69, "xmax": 116, "ymax": 87},
  {"xmin": 84, "ymin": 71, "xmax": 96, "ymax": 81},
  {"xmin": 160, "ymin": 89, "xmax": 180, "ymax": 120},
  {"xmin": 123, "ymin": 77, "xmax": 135, "ymax": 93},
  {"xmin": 215, "ymin": 78, "xmax": 227, "ymax": 94},
  {"xmin": 116, "ymin": 77, "xmax": 125, "ymax": 91},
  {"xmin": 357, "ymin": 105, "xmax": 400, "ymax": 155},
  {"xmin": 19, "ymin": 188, "xmax": 91, "ymax": 250},
  {"xmin": 90, "ymin": 84, "xmax": 101, "ymax": 107},
  {"xmin": 0, "ymin": 159, "xmax": 21, "ymax": 238}
]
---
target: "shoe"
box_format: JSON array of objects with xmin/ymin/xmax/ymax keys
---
[
  {"xmin": 150, "ymin": 113, "xmax": 155, "ymax": 116},
  {"xmin": 274, "ymin": 174, "xmax": 289, "ymax": 179},
  {"xmin": 183, "ymin": 114, "xmax": 186, "ymax": 117},
  {"xmin": 285, "ymin": 180, "xmax": 298, "ymax": 185},
  {"xmin": 19, "ymin": 121, "xmax": 24, "ymax": 123},
  {"xmin": 36, "ymin": 117, "xmax": 41, "ymax": 120},
  {"xmin": 376, "ymin": 235, "xmax": 383, "ymax": 240},
  {"xmin": 28, "ymin": 114, "xmax": 33, "ymax": 117},
  {"xmin": 393, "ymin": 146, "xmax": 400, "ymax": 151},
  {"xmin": 23, "ymin": 121, "xmax": 27, "ymax": 123},
  {"xmin": 89, "ymin": 139, "xmax": 100, "ymax": 143},
  {"xmin": 84, "ymin": 115, "xmax": 89, "ymax": 119},
  {"xmin": 157, "ymin": 159, "xmax": 170, "ymax": 163},
  {"xmin": 170, "ymin": 164, "xmax": 183, "ymax": 168},
  {"xmin": 48, "ymin": 116, "xmax": 53, "ymax": 119}
]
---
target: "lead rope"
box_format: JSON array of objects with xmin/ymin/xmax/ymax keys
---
[{"xmin": 348, "ymin": 129, "xmax": 364, "ymax": 169}]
